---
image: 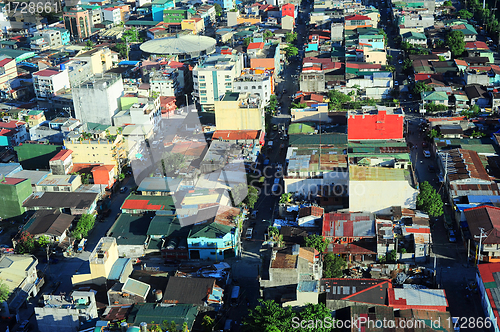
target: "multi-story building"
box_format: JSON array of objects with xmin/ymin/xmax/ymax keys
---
[
  {"xmin": 196, "ymin": 4, "xmax": 216, "ymax": 27},
  {"xmin": 102, "ymin": 7, "xmax": 121, "ymax": 25},
  {"xmin": 151, "ymin": 0, "xmax": 176, "ymax": 21},
  {"xmin": 61, "ymin": 58, "xmax": 93, "ymax": 87},
  {"xmin": 64, "ymin": 132, "xmax": 125, "ymax": 172},
  {"xmin": 113, "ymin": 96, "xmax": 162, "ymax": 128},
  {"xmin": 193, "ymin": 53, "xmax": 243, "ymax": 110},
  {"xmin": 163, "ymin": 8, "xmax": 195, "ymax": 23},
  {"xmin": 347, "ymin": 109, "xmax": 404, "ymax": 141},
  {"xmin": 233, "ymin": 69, "xmax": 273, "ymax": 106},
  {"xmin": 0, "ymin": 119, "xmax": 29, "ymax": 146},
  {"xmin": 27, "ymin": 110, "xmax": 46, "ymax": 128},
  {"xmin": 63, "ymin": 6, "xmax": 92, "ymax": 40},
  {"xmin": 214, "ymin": 92, "xmax": 265, "ymax": 131},
  {"xmin": 32, "ymin": 68, "xmax": 71, "ymax": 100},
  {"xmin": 214, "ymin": 0, "xmax": 234, "ymax": 10},
  {"xmin": 76, "ymin": 47, "xmax": 113, "ymax": 74},
  {"xmin": 0, "ymin": 176, "xmax": 32, "ymax": 219},
  {"xmin": 72, "ymin": 74, "xmax": 124, "ymax": 126},
  {"xmin": 80, "ymin": 4, "xmax": 102, "ymax": 27},
  {"xmin": 35, "ymin": 174, "xmax": 82, "ymax": 192},
  {"xmin": 149, "ymin": 68, "xmax": 182, "ymax": 96},
  {"xmin": 0, "ymin": 57, "xmax": 18, "ymax": 96},
  {"xmin": 181, "ymin": 17, "xmax": 205, "ymax": 34},
  {"xmin": 33, "ymin": 29, "xmax": 67, "ymax": 48}
]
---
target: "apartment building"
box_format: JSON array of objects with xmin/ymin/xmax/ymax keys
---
[
  {"xmin": 193, "ymin": 53, "xmax": 244, "ymax": 110},
  {"xmin": 76, "ymin": 47, "xmax": 113, "ymax": 74},
  {"xmin": 102, "ymin": 7, "xmax": 121, "ymax": 25},
  {"xmin": 214, "ymin": 92, "xmax": 265, "ymax": 131},
  {"xmin": 33, "ymin": 29, "xmax": 68, "ymax": 48},
  {"xmin": 80, "ymin": 4, "xmax": 102, "ymax": 27},
  {"xmin": 113, "ymin": 96, "xmax": 162, "ymax": 128},
  {"xmin": 149, "ymin": 68, "xmax": 183, "ymax": 96},
  {"xmin": 233, "ymin": 70, "xmax": 273, "ymax": 106},
  {"xmin": 0, "ymin": 57, "xmax": 18, "ymax": 94},
  {"xmin": 63, "ymin": 7, "xmax": 92, "ymax": 40},
  {"xmin": 32, "ymin": 68, "xmax": 71, "ymax": 100}
]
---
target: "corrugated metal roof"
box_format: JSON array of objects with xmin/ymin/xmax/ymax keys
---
[
  {"xmin": 349, "ymin": 165, "xmax": 407, "ymax": 181},
  {"xmin": 122, "ymin": 277, "xmax": 150, "ymax": 298},
  {"xmin": 391, "ymin": 288, "xmax": 448, "ymax": 306}
]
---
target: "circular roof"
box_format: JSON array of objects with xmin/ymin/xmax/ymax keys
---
[{"xmin": 140, "ymin": 35, "xmax": 216, "ymax": 56}]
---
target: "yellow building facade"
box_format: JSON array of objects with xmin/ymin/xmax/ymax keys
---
[{"xmin": 214, "ymin": 92, "xmax": 265, "ymax": 131}]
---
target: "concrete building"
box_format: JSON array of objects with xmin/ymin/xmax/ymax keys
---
[
  {"xmin": 349, "ymin": 166, "xmax": 418, "ymax": 214},
  {"xmin": 76, "ymin": 47, "xmax": 113, "ymax": 75},
  {"xmin": 113, "ymin": 96, "xmax": 162, "ymax": 128},
  {"xmin": 291, "ymin": 103, "xmax": 330, "ymax": 123},
  {"xmin": 27, "ymin": 110, "xmax": 46, "ymax": 128},
  {"xmin": 63, "ymin": 7, "xmax": 92, "ymax": 40},
  {"xmin": 0, "ymin": 119, "xmax": 29, "ymax": 147},
  {"xmin": 0, "ymin": 177, "xmax": 32, "ymax": 219},
  {"xmin": 32, "ymin": 68, "xmax": 71, "ymax": 100},
  {"xmin": 35, "ymin": 174, "xmax": 82, "ymax": 192},
  {"xmin": 35, "ymin": 291, "xmax": 98, "ymax": 332},
  {"xmin": 22, "ymin": 209, "xmax": 74, "ymax": 243},
  {"xmin": 181, "ymin": 17, "xmax": 205, "ymax": 34},
  {"xmin": 80, "ymin": 4, "xmax": 102, "ymax": 27},
  {"xmin": 193, "ymin": 53, "xmax": 243, "ymax": 109},
  {"xmin": 233, "ymin": 70, "xmax": 273, "ymax": 106},
  {"xmin": 477, "ymin": 263, "xmax": 500, "ymax": 332},
  {"xmin": 33, "ymin": 29, "xmax": 66, "ymax": 48},
  {"xmin": 62, "ymin": 58, "xmax": 93, "ymax": 87},
  {"xmin": 0, "ymin": 57, "xmax": 18, "ymax": 97},
  {"xmin": 214, "ymin": 92, "xmax": 264, "ymax": 131},
  {"xmin": 0, "ymin": 255, "xmax": 39, "ymax": 315},
  {"xmin": 214, "ymin": 0, "xmax": 234, "ymax": 10},
  {"xmin": 149, "ymin": 68, "xmax": 183, "ymax": 97},
  {"xmin": 64, "ymin": 132, "xmax": 124, "ymax": 172},
  {"xmin": 72, "ymin": 237, "xmax": 119, "ymax": 286},
  {"xmin": 102, "ymin": 7, "xmax": 122, "ymax": 25},
  {"xmin": 49, "ymin": 149, "xmax": 73, "ymax": 175},
  {"xmin": 72, "ymin": 74, "xmax": 124, "ymax": 126},
  {"xmin": 347, "ymin": 109, "xmax": 404, "ymax": 140}
]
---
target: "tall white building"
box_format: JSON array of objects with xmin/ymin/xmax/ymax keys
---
[
  {"xmin": 32, "ymin": 68, "xmax": 71, "ymax": 100},
  {"xmin": 72, "ymin": 74, "xmax": 124, "ymax": 126},
  {"xmin": 233, "ymin": 70, "xmax": 272, "ymax": 106},
  {"xmin": 193, "ymin": 53, "xmax": 243, "ymax": 110}
]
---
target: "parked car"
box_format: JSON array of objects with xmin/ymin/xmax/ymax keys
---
[
  {"xmin": 448, "ymin": 230, "xmax": 457, "ymax": 243},
  {"xmin": 246, "ymin": 228, "xmax": 253, "ymax": 239},
  {"xmin": 422, "ymin": 142, "xmax": 429, "ymax": 148},
  {"xmin": 423, "ymin": 150, "xmax": 431, "ymax": 158},
  {"xmin": 120, "ymin": 187, "xmax": 128, "ymax": 194}
]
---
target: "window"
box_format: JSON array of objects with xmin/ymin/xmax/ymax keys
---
[
  {"xmin": 53, "ymin": 187, "xmax": 59, "ymax": 192},
  {"xmin": 252, "ymin": 86, "xmax": 256, "ymax": 89},
  {"xmin": 244, "ymin": 86, "xmax": 248, "ymax": 90},
  {"xmin": 200, "ymin": 90, "xmax": 207, "ymax": 94},
  {"xmin": 200, "ymin": 83, "xmax": 206, "ymax": 88},
  {"xmin": 258, "ymin": 85, "xmax": 262, "ymax": 89}
]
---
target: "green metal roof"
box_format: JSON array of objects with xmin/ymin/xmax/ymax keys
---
[
  {"xmin": 121, "ymin": 194, "xmax": 176, "ymax": 211},
  {"xmin": 125, "ymin": 21, "xmax": 161, "ymax": 26},
  {"xmin": 188, "ymin": 221, "xmax": 232, "ymax": 239},
  {"xmin": 109, "ymin": 213, "xmax": 152, "ymax": 245},
  {"xmin": 348, "ymin": 141, "xmax": 408, "ymax": 148},
  {"xmin": 147, "ymin": 214, "xmax": 191, "ymax": 237},
  {"xmin": 402, "ymin": 31, "xmax": 427, "ymax": 40},
  {"xmin": 127, "ymin": 303, "xmax": 198, "ymax": 328},
  {"xmin": 27, "ymin": 110, "xmax": 43, "ymax": 116},
  {"xmin": 0, "ymin": 40, "xmax": 17, "ymax": 46},
  {"xmin": 289, "ymin": 133, "xmax": 348, "ymax": 146},
  {"xmin": 288, "ymin": 123, "xmax": 315, "ymax": 134},
  {"xmin": 422, "ymin": 91, "xmax": 448, "ymax": 101}
]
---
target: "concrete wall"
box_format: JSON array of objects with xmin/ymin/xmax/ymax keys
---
[
  {"xmin": 0, "ymin": 178, "xmax": 32, "ymax": 219},
  {"xmin": 35, "ymin": 308, "xmax": 80, "ymax": 332},
  {"xmin": 72, "ymin": 76, "xmax": 124, "ymax": 126},
  {"xmin": 284, "ymin": 171, "xmax": 349, "ymax": 195},
  {"xmin": 349, "ymin": 180, "xmax": 418, "ymax": 214},
  {"xmin": 117, "ymin": 244, "xmax": 145, "ymax": 258}
]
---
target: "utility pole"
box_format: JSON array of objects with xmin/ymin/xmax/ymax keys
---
[{"xmin": 475, "ymin": 227, "xmax": 488, "ymax": 264}]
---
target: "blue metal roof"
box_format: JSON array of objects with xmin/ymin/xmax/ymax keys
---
[{"xmin": 118, "ymin": 60, "xmax": 140, "ymax": 66}]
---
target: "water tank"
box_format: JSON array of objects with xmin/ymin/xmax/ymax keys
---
[
  {"xmin": 126, "ymin": 327, "xmax": 140, "ymax": 332},
  {"xmin": 121, "ymin": 322, "xmax": 128, "ymax": 332},
  {"xmin": 140, "ymin": 322, "xmax": 148, "ymax": 332},
  {"xmin": 155, "ymin": 289, "xmax": 163, "ymax": 302},
  {"xmin": 60, "ymin": 63, "xmax": 65, "ymax": 71}
]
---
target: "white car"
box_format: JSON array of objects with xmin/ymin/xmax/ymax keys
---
[{"xmin": 246, "ymin": 228, "xmax": 253, "ymax": 239}]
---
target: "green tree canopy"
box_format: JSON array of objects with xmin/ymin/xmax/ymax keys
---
[
  {"xmin": 323, "ymin": 253, "xmax": 346, "ymax": 278},
  {"xmin": 37, "ymin": 235, "xmax": 51, "ymax": 248},
  {"xmin": 413, "ymin": 80, "xmax": 433, "ymax": 94},
  {"xmin": 285, "ymin": 32, "xmax": 297, "ymax": 43},
  {"xmin": 458, "ymin": 9, "xmax": 473, "ymax": 19},
  {"xmin": 385, "ymin": 65, "xmax": 396, "ymax": 72},
  {"xmin": 443, "ymin": 0, "xmax": 453, "ymax": 6},
  {"xmin": 304, "ymin": 234, "xmax": 329, "ymax": 253},
  {"xmin": 159, "ymin": 152, "xmax": 186, "ymax": 175},
  {"xmin": 327, "ymin": 90, "xmax": 351, "ymax": 110},
  {"xmin": 417, "ymin": 181, "xmax": 444, "ymax": 217},
  {"xmin": 279, "ymin": 193, "xmax": 293, "ymax": 204},
  {"xmin": 263, "ymin": 30, "xmax": 274, "ymax": 39},
  {"xmin": 284, "ymin": 45, "xmax": 299, "ymax": 58},
  {"xmin": 0, "ymin": 280, "xmax": 9, "ymax": 302},
  {"xmin": 460, "ymin": 104, "xmax": 481, "ymax": 119},
  {"xmin": 402, "ymin": 58, "xmax": 414, "ymax": 74},
  {"xmin": 245, "ymin": 185, "xmax": 259, "ymax": 209},
  {"xmin": 243, "ymin": 37, "xmax": 253, "ymax": 47},
  {"xmin": 445, "ymin": 30, "xmax": 465, "ymax": 57},
  {"xmin": 71, "ymin": 214, "xmax": 96, "ymax": 241},
  {"xmin": 424, "ymin": 103, "xmax": 448, "ymax": 113},
  {"xmin": 214, "ymin": 3, "xmax": 222, "ymax": 16},
  {"xmin": 16, "ymin": 231, "xmax": 35, "ymax": 254}
]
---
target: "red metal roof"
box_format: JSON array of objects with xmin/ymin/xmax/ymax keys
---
[
  {"xmin": 0, "ymin": 58, "xmax": 13, "ymax": 67},
  {"xmin": 121, "ymin": 199, "xmax": 163, "ymax": 210},
  {"xmin": 212, "ymin": 130, "xmax": 261, "ymax": 140},
  {"xmin": 33, "ymin": 69, "xmax": 60, "ymax": 77},
  {"xmin": 247, "ymin": 42, "xmax": 264, "ymax": 50},
  {"xmin": 0, "ymin": 177, "xmax": 25, "ymax": 185},
  {"xmin": 345, "ymin": 14, "xmax": 370, "ymax": 20},
  {"xmin": 465, "ymin": 41, "xmax": 489, "ymax": 50},
  {"xmin": 49, "ymin": 149, "xmax": 73, "ymax": 162}
]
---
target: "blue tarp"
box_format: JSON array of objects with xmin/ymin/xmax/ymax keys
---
[{"xmin": 119, "ymin": 60, "xmax": 140, "ymax": 66}]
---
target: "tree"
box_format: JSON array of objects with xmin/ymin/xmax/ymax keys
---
[
  {"xmin": 71, "ymin": 214, "xmax": 96, "ymax": 241},
  {"xmin": 122, "ymin": 27, "xmax": 142, "ymax": 43},
  {"xmin": 267, "ymin": 95, "xmax": 278, "ymax": 111},
  {"xmin": 202, "ymin": 315, "xmax": 214, "ymax": 332},
  {"xmin": 284, "ymin": 45, "xmax": 298, "ymax": 59},
  {"xmin": 244, "ymin": 300, "xmax": 294, "ymax": 331},
  {"xmin": 37, "ymin": 235, "xmax": 51, "ymax": 248},
  {"xmin": 243, "ymin": 37, "xmax": 253, "ymax": 47},
  {"xmin": 402, "ymin": 58, "xmax": 414, "ymax": 74},
  {"xmin": 413, "ymin": 80, "xmax": 432, "ymax": 94},
  {"xmin": 434, "ymin": 39, "xmax": 446, "ymax": 48},
  {"xmin": 443, "ymin": 0, "xmax": 452, "ymax": 6},
  {"xmin": 401, "ymin": 41, "xmax": 412, "ymax": 51},
  {"xmin": 118, "ymin": 173, "xmax": 125, "ymax": 181},
  {"xmin": 438, "ymin": 55, "xmax": 446, "ymax": 61},
  {"xmin": 244, "ymin": 185, "xmax": 259, "ymax": 209},
  {"xmin": 460, "ymin": 104, "xmax": 481, "ymax": 119},
  {"xmin": 16, "ymin": 231, "xmax": 35, "ymax": 254},
  {"xmin": 279, "ymin": 193, "xmax": 293, "ymax": 204},
  {"xmin": 327, "ymin": 90, "xmax": 351, "ymax": 110},
  {"xmin": 386, "ymin": 249, "xmax": 397, "ymax": 262},
  {"xmin": 304, "ymin": 234, "xmax": 329, "ymax": 253},
  {"xmin": 113, "ymin": 43, "xmax": 128, "ymax": 58},
  {"xmin": 417, "ymin": 181, "xmax": 444, "ymax": 217},
  {"xmin": 158, "ymin": 152, "xmax": 185, "ymax": 174},
  {"xmin": 263, "ymin": 30, "xmax": 274, "ymax": 39},
  {"xmin": 169, "ymin": 321, "xmax": 178, "ymax": 332},
  {"xmin": 428, "ymin": 128, "xmax": 443, "ymax": 139},
  {"xmin": 0, "ymin": 280, "xmax": 9, "ymax": 302},
  {"xmin": 458, "ymin": 9, "xmax": 473, "ymax": 19},
  {"xmin": 296, "ymin": 303, "xmax": 334, "ymax": 332},
  {"xmin": 470, "ymin": 130, "xmax": 486, "ymax": 138},
  {"xmin": 85, "ymin": 40, "xmax": 94, "ymax": 50},
  {"xmin": 291, "ymin": 102, "xmax": 307, "ymax": 108},
  {"xmin": 445, "ymin": 30, "xmax": 465, "ymax": 57},
  {"xmin": 424, "ymin": 103, "xmax": 448, "ymax": 113},
  {"xmin": 285, "ymin": 32, "xmax": 297, "ymax": 43},
  {"xmin": 385, "ymin": 65, "xmax": 396, "ymax": 72},
  {"xmin": 214, "ymin": 3, "xmax": 222, "ymax": 17},
  {"xmin": 323, "ymin": 253, "xmax": 346, "ymax": 278}
]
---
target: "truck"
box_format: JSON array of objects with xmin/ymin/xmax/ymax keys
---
[{"xmin": 77, "ymin": 238, "xmax": 87, "ymax": 253}]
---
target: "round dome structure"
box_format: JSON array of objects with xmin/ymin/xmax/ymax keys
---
[{"xmin": 140, "ymin": 35, "xmax": 216, "ymax": 59}]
